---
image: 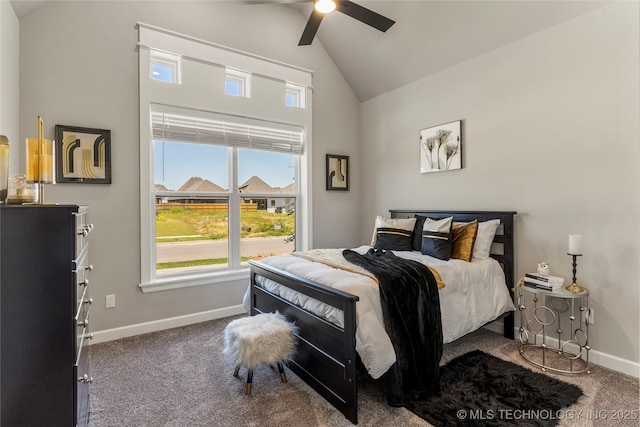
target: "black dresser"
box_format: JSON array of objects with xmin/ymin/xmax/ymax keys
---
[{"xmin": 0, "ymin": 205, "xmax": 93, "ymax": 426}]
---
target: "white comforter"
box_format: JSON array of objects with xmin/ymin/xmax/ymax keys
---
[{"xmin": 243, "ymin": 245, "xmax": 515, "ymax": 379}]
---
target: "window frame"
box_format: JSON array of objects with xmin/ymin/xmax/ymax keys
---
[
  {"xmin": 138, "ymin": 23, "xmax": 313, "ymax": 293},
  {"xmin": 152, "ymin": 141, "xmax": 299, "ymax": 279}
]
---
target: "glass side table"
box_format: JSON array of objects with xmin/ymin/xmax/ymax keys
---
[{"xmin": 517, "ymin": 282, "xmax": 591, "ymax": 374}]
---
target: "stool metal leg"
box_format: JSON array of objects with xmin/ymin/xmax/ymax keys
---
[
  {"xmin": 245, "ymin": 369, "xmax": 253, "ymax": 395},
  {"xmin": 233, "ymin": 365, "xmax": 241, "ymax": 378},
  {"xmin": 277, "ymin": 362, "xmax": 287, "ymax": 383}
]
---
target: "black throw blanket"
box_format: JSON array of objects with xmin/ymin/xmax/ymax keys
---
[{"xmin": 342, "ymin": 248, "xmax": 443, "ymax": 406}]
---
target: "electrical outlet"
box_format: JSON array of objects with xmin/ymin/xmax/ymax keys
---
[
  {"xmin": 106, "ymin": 294, "xmax": 116, "ymax": 309},
  {"xmin": 586, "ymin": 308, "xmax": 594, "ymax": 325}
]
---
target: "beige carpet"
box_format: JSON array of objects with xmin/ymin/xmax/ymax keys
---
[{"xmin": 88, "ymin": 315, "xmax": 639, "ymax": 426}]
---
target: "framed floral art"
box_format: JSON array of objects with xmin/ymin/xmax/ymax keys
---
[{"xmin": 419, "ymin": 120, "xmax": 462, "ymax": 173}]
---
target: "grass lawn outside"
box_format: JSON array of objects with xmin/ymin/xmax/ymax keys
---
[
  {"xmin": 155, "ymin": 207, "xmax": 294, "ymax": 269},
  {"xmin": 156, "ymin": 207, "xmax": 294, "ymax": 242}
]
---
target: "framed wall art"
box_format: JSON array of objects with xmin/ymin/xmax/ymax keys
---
[
  {"xmin": 326, "ymin": 154, "xmax": 349, "ymax": 191},
  {"xmin": 55, "ymin": 125, "xmax": 111, "ymax": 184},
  {"xmin": 419, "ymin": 120, "xmax": 462, "ymax": 173}
]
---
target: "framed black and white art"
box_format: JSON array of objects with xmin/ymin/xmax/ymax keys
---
[
  {"xmin": 326, "ymin": 154, "xmax": 349, "ymax": 191},
  {"xmin": 419, "ymin": 120, "xmax": 462, "ymax": 173},
  {"xmin": 55, "ymin": 125, "xmax": 111, "ymax": 184}
]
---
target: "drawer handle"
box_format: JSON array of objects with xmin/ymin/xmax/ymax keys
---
[
  {"xmin": 84, "ymin": 297, "xmax": 93, "ymax": 305},
  {"xmin": 80, "ymin": 279, "xmax": 89, "ymax": 287},
  {"xmin": 78, "ymin": 318, "xmax": 89, "ymax": 327},
  {"xmin": 85, "ymin": 264, "xmax": 94, "ymax": 272},
  {"xmin": 77, "ymin": 374, "xmax": 94, "ymax": 384},
  {"xmin": 87, "ymin": 333, "xmax": 94, "ymax": 340},
  {"xmin": 77, "ymin": 224, "xmax": 94, "ymax": 237}
]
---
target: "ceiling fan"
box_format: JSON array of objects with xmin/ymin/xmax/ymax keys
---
[{"xmin": 244, "ymin": 0, "xmax": 395, "ymax": 46}]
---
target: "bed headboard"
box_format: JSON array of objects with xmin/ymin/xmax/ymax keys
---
[{"xmin": 389, "ymin": 210, "xmax": 517, "ymax": 338}]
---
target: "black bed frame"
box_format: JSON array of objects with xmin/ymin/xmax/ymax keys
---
[{"xmin": 248, "ymin": 210, "xmax": 516, "ymax": 424}]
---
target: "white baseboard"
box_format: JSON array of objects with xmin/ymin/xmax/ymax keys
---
[
  {"xmin": 89, "ymin": 305, "xmax": 246, "ymax": 345},
  {"xmin": 483, "ymin": 320, "xmax": 639, "ymax": 378},
  {"xmin": 90, "ymin": 309, "xmax": 638, "ymax": 379}
]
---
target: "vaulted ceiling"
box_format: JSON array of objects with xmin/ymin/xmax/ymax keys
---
[
  {"xmin": 10, "ymin": 0, "xmax": 611, "ymax": 101},
  {"xmin": 285, "ymin": 1, "xmax": 611, "ymax": 101}
]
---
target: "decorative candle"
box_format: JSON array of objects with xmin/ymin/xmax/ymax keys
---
[
  {"xmin": 0, "ymin": 136, "xmax": 9, "ymax": 202},
  {"xmin": 25, "ymin": 116, "xmax": 55, "ymax": 185},
  {"xmin": 568, "ymin": 234, "xmax": 582, "ymax": 255},
  {"xmin": 26, "ymin": 138, "xmax": 54, "ymax": 184}
]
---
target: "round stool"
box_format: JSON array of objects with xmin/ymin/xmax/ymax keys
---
[{"xmin": 223, "ymin": 312, "xmax": 297, "ymax": 395}]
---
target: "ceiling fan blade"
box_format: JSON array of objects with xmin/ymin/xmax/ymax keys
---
[
  {"xmin": 335, "ymin": 0, "xmax": 395, "ymax": 33},
  {"xmin": 298, "ymin": 9, "xmax": 324, "ymax": 46}
]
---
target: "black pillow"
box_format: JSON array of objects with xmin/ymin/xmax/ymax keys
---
[
  {"xmin": 412, "ymin": 215, "xmax": 428, "ymax": 251},
  {"xmin": 421, "ymin": 229, "xmax": 453, "ymax": 260},
  {"xmin": 374, "ymin": 227, "xmax": 413, "ymax": 251},
  {"xmin": 415, "ymin": 215, "xmax": 454, "ymax": 260}
]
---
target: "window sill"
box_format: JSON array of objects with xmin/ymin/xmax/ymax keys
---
[{"xmin": 139, "ymin": 268, "xmax": 250, "ymax": 293}]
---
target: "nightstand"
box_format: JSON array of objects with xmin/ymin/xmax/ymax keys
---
[{"xmin": 517, "ymin": 282, "xmax": 590, "ymax": 374}]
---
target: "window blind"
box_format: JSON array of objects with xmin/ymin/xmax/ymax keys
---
[{"xmin": 150, "ymin": 104, "xmax": 304, "ymax": 155}]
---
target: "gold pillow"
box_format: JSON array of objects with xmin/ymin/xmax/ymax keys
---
[{"xmin": 451, "ymin": 220, "xmax": 479, "ymax": 262}]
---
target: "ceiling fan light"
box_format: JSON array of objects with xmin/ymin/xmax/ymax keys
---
[{"xmin": 315, "ymin": 0, "xmax": 336, "ymax": 14}]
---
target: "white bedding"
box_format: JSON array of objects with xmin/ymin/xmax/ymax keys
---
[{"xmin": 243, "ymin": 245, "xmax": 515, "ymax": 379}]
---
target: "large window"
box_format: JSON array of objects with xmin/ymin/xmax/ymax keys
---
[
  {"xmin": 138, "ymin": 23, "xmax": 312, "ymax": 293},
  {"xmin": 152, "ymin": 107, "xmax": 300, "ymax": 277},
  {"xmin": 139, "ymin": 24, "xmax": 312, "ymax": 292}
]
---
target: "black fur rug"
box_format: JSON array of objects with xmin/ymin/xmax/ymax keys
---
[{"xmin": 405, "ymin": 350, "xmax": 583, "ymax": 427}]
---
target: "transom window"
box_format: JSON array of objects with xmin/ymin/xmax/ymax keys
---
[
  {"xmin": 225, "ymin": 67, "xmax": 251, "ymax": 98},
  {"xmin": 150, "ymin": 50, "xmax": 181, "ymax": 84},
  {"xmin": 286, "ymin": 82, "xmax": 306, "ymax": 108}
]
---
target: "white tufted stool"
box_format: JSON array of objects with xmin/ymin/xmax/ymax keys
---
[{"xmin": 223, "ymin": 312, "xmax": 297, "ymax": 395}]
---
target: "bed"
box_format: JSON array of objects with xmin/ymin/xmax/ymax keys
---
[{"xmin": 246, "ymin": 210, "xmax": 516, "ymax": 424}]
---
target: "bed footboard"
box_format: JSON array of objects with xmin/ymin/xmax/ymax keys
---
[{"xmin": 248, "ymin": 260, "xmax": 360, "ymax": 424}]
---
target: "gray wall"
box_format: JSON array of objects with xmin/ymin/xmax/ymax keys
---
[
  {"xmin": 0, "ymin": 0, "xmax": 19, "ymax": 175},
  {"xmin": 359, "ymin": 2, "xmax": 639, "ymax": 367},
  {"xmin": 18, "ymin": 1, "xmax": 361, "ymax": 332}
]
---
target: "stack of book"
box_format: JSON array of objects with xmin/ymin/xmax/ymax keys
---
[{"xmin": 524, "ymin": 273, "xmax": 565, "ymax": 291}]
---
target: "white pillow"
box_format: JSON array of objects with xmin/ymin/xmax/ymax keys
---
[
  {"xmin": 370, "ymin": 216, "xmax": 417, "ymax": 246},
  {"xmin": 472, "ymin": 219, "xmax": 500, "ymax": 259},
  {"xmin": 423, "ymin": 216, "xmax": 453, "ymax": 233}
]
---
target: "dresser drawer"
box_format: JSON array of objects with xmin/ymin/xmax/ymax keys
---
[
  {"xmin": 74, "ymin": 209, "xmax": 92, "ymax": 258},
  {"xmin": 74, "ymin": 245, "xmax": 92, "ymax": 310},
  {"xmin": 73, "ymin": 287, "xmax": 93, "ymax": 336},
  {"xmin": 75, "ymin": 331, "xmax": 91, "ymax": 427}
]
